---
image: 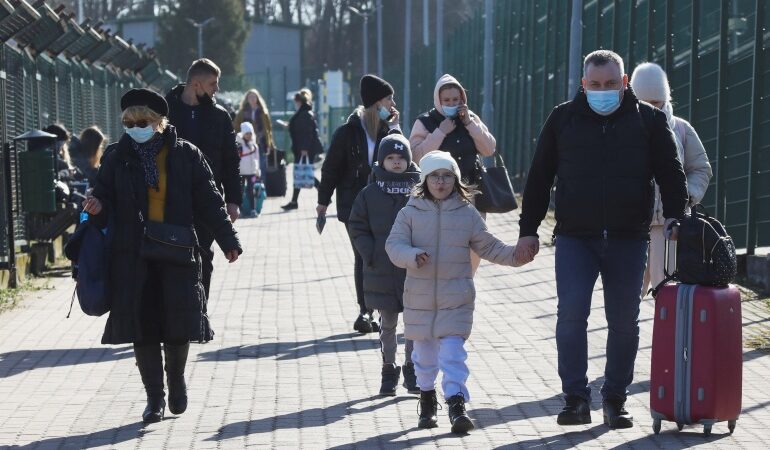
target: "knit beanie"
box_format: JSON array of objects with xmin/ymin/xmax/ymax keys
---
[
  {"xmin": 630, "ymin": 62, "xmax": 670, "ymax": 102},
  {"xmin": 360, "ymin": 74, "xmax": 394, "ymax": 108},
  {"xmin": 240, "ymin": 121, "xmax": 255, "ymax": 135},
  {"xmin": 377, "ymin": 134, "xmax": 412, "ymax": 167},
  {"xmin": 418, "ymin": 150, "xmax": 461, "ymax": 184}
]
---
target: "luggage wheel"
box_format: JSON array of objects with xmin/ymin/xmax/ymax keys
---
[
  {"xmin": 652, "ymin": 419, "xmax": 661, "ymax": 435},
  {"xmin": 728, "ymin": 420, "xmax": 736, "ymax": 434},
  {"xmin": 703, "ymin": 424, "xmax": 712, "ymax": 436},
  {"xmin": 676, "ymin": 422, "xmax": 684, "ymax": 431}
]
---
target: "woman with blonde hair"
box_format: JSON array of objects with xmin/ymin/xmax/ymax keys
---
[
  {"xmin": 83, "ymin": 88, "xmax": 242, "ymax": 424},
  {"xmin": 281, "ymin": 88, "xmax": 323, "ymax": 210},
  {"xmin": 317, "ymin": 74, "xmax": 402, "ymax": 334},
  {"xmin": 234, "ymin": 88, "xmax": 275, "ymax": 174}
]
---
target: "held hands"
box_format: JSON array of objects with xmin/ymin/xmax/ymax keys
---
[
  {"xmin": 513, "ymin": 236, "xmax": 540, "ymax": 266},
  {"xmin": 387, "ymin": 108, "xmax": 400, "ymax": 125},
  {"xmin": 438, "ymin": 118, "xmax": 456, "ymax": 135},
  {"xmin": 416, "ymin": 252, "xmax": 430, "ymax": 268}
]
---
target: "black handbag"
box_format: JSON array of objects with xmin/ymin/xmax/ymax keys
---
[
  {"xmin": 140, "ymin": 221, "xmax": 198, "ymax": 267},
  {"xmin": 474, "ymin": 153, "xmax": 518, "ymax": 214}
]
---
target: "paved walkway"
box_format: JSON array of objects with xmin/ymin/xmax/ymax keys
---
[{"xmin": 1, "ymin": 194, "xmax": 769, "ymax": 449}]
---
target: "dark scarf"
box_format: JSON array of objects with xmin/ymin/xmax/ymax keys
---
[
  {"xmin": 131, "ymin": 131, "xmax": 165, "ymax": 190},
  {"xmin": 372, "ymin": 163, "xmax": 421, "ymax": 195}
]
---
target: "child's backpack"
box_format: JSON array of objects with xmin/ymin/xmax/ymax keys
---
[
  {"xmin": 652, "ymin": 204, "xmax": 737, "ymax": 296},
  {"xmin": 64, "ymin": 219, "xmax": 111, "ymax": 317}
]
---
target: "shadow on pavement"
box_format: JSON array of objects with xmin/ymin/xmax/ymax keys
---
[
  {"xmin": 205, "ymin": 395, "xmax": 411, "ymax": 442},
  {"xmin": 327, "ymin": 428, "xmax": 462, "ymax": 449},
  {"xmin": 196, "ymin": 332, "xmax": 379, "ymax": 362},
  {"xmin": 492, "ymin": 424, "xmax": 610, "ymax": 449},
  {"xmin": 8, "ymin": 421, "xmax": 149, "ymax": 449},
  {"xmin": 0, "ymin": 346, "xmax": 134, "ymax": 378}
]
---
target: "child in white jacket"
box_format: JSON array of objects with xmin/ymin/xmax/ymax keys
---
[{"xmin": 385, "ymin": 150, "xmax": 522, "ymax": 434}]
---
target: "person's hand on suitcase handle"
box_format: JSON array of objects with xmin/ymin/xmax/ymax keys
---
[{"xmin": 664, "ymin": 218, "xmax": 680, "ymax": 241}]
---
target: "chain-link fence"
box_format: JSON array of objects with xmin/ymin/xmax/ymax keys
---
[
  {"xmin": 0, "ymin": 1, "xmax": 177, "ymax": 276},
  {"xmin": 384, "ymin": 0, "xmax": 769, "ymax": 254}
]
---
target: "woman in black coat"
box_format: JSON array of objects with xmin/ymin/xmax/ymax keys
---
[
  {"xmin": 316, "ymin": 74, "xmax": 401, "ymax": 334},
  {"xmin": 83, "ymin": 89, "xmax": 242, "ymax": 424},
  {"xmin": 282, "ymin": 88, "xmax": 323, "ymax": 210}
]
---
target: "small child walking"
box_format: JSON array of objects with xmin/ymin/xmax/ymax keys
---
[
  {"xmin": 386, "ymin": 150, "xmax": 522, "ymax": 434},
  {"xmin": 348, "ymin": 134, "xmax": 421, "ymax": 396},
  {"xmin": 237, "ymin": 122, "xmax": 263, "ymax": 217}
]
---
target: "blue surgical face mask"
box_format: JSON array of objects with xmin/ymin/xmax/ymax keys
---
[
  {"xmin": 378, "ymin": 105, "xmax": 392, "ymax": 121},
  {"xmin": 442, "ymin": 105, "xmax": 459, "ymax": 118},
  {"xmin": 125, "ymin": 126, "xmax": 156, "ymax": 144},
  {"xmin": 585, "ymin": 88, "xmax": 623, "ymax": 115}
]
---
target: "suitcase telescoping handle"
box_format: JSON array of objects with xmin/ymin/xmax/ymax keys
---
[{"xmin": 652, "ymin": 220, "xmax": 680, "ymax": 298}]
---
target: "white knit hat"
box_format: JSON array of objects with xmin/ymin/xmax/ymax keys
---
[
  {"xmin": 240, "ymin": 121, "xmax": 255, "ymax": 135},
  {"xmin": 419, "ymin": 150, "xmax": 461, "ymax": 183},
  {"xmin": 630, "ymin": 62, "xmax": 671, "ymax": 102}
]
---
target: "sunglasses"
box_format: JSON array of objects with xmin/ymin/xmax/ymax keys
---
[{"xmin": 123, "ymin": 120, "xmax": 150, "ymax": 128}]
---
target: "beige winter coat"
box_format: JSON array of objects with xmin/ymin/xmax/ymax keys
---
[
  {"xmin": 385, "ymin": 194, "xmax": 517, "ymax": 341},
  {"xmin": 651, "ymin": 116, "xmax": 713, "ymax": 225}
]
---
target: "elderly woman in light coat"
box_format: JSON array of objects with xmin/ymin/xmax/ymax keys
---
[{"xmin": 630, "ymin": 62, "xmax": 713, "ymax": 296}]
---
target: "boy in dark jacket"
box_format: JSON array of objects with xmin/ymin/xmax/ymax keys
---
[{"xmin": 348, "ymin": 134, "xmax": 421, "ymax": 396}]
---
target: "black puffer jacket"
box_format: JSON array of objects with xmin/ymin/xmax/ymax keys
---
[
  {"xmin": 166, "ymin": 84, "xmax": 241, "ymax": 206},
  {"xmin": 288, "ymin": 103, "xmax": 323, "ymax": 160},
  {"xmin": 520, "ymin": 87, "xmax": 688, "ymax": 240},
  {"xmin": 318, "ymin": 110, "xmax": 401, "ymax": 222},
  {"xmin": 91, "ymin": 126, "xmax": 241, "ymax": 345},
  {"xmin": 348, "ymin": 163, "xmax": 421, "ymax": 312}
]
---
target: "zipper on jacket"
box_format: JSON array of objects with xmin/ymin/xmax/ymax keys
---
[
  {"xmin": 431, "ymin": 201, "xmax": 442, "ymax": 338},
  {"xmin": 601, "ymin": 119, "xmax": 609, "ymax": 241}
]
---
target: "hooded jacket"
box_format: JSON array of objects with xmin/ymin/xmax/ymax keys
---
[
  {"xmin": 519, "ymin": 87, "xmax": 689, "ymax": 240},
  {"xmin": 385, "ymin": 194, "xmax": 517, "ymax": 340},
  {"xmin": 409, "ymin": 74, "xmax": 496, "ymax": 180},
  {"xmin": 348, "ymin": 163, "xmax": 421, "ymax": 312},
  {"xmin": 165, "ymin": 84, "xmax": 241, "ymax": 206},
  {"xmin": 288, "ymin": 102, "xmax": 324, "ymax": 160},
  {"xmin": 318, "ymin": 109, "xmax": 401, "ymax": 222}
]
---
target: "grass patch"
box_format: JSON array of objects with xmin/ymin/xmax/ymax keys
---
[{"xmin": 0, "ymin": 279, "xmax": 55, "ymax": 315}]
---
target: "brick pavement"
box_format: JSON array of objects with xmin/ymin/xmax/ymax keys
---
[{"xmin": 0, "ymin": 194, "xmax": 769, "ymax": 449}]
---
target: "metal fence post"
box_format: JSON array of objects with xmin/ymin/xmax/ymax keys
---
[
  {"xmin": 3, "ymin": 143, "xmax": 17, "ymax": 288},
  {"xmin": 745, "ymin": 0, "xmax": 764, "ymax": 255}
]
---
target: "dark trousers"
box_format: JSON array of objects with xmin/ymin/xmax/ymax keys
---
[
  {"xmin": 290, "ymin": 177, "xmax": 321, "ymax": 203},
  {"xmin": 554, "ymin": 235, "xmax": 648, "ymax": 402},
  {"xmin": 344, "ymin": 222, "xmax": 367, "ymax": 315},
  {"xmin": 242, "ymin": 175, "xmax": 256, "ymax": 212}
]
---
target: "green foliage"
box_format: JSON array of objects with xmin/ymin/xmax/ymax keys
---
[{"xmin": 156, "ymin": 0, "xmax": 249, "ymax": 78}]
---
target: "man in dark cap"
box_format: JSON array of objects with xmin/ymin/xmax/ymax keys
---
[{"xmin": 165, "ymin": 58, "xmax": 241, "ymax": 298}]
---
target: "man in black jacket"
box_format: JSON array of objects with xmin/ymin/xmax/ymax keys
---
[
  {"xmin": 514, "ymin": 50, "xmax": 688, "ymax": 430},
  {"xmin": 166, "ymin": 58, "xmax": 241, "ymax": 298}
]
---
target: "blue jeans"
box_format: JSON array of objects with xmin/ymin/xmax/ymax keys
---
[{"xmin": 554, "ymin": 235, "xmax": 648, "ymax": 402}]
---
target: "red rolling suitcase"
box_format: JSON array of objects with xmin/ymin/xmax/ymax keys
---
[{"xmin": 650, "ymin": 283, "xmax": 742, "ymax": 436}]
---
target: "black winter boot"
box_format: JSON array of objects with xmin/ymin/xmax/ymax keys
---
[
  {"xmin": 557, "ymin": 395, "xmax": 591, "ymax": 425},
  {"xmin": 418, "ymin": 390, "xmax": 439, "ymax": 429},
  {"xmin": 164, "ymin": 343, "xmax": 189, "ymax": 415},
  {"xmin": 134, "ymin": 343, "xmax": 166, "ymax": 423},
  {"xmin": 602, "ymin": 398, "xmax": 633, "ymax": 429},
  {"xmin": 379, "ymin": 364, "xmax": 401, "ymax": 396},
  {"xmin": 402, "ymin": 362, "xmax": 419, "ymax": 394},
  {"xmin": 446, "ymin": 393, "xmax": 474, "ymax": 434},
  {"xmin": 353, "ymin": 314, "xmax": 373, "ymax": 334}
]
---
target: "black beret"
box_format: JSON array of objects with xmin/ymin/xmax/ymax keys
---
[{"xmin": 120, "ymin": 88, "xmax": 169, "ymax": 116}]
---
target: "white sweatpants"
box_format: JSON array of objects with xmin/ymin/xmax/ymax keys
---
[{"xmin": 412, "ymin": 336, "xmax": 470, "ymax": 401}]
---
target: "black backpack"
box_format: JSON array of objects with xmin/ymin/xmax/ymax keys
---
[{"xmin": 652, "ymin": 204, "xmax": 737, "ymax": 296}]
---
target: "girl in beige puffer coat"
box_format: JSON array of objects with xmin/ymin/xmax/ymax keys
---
[{"xmin": 385, "ymin": 151, "xmax": 521, "ymax": 434}]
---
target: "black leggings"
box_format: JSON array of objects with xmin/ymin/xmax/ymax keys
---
[
  {"xmin": 290, "ymin": 177, "xmax": 321, "ymax": 203},
  {"xmin": 242, "ymin": 176, "xmax": 256, "ymax": 211}
]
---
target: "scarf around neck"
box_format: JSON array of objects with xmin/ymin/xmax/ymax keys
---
[{"xmin": 131, "ymin": 131, "xmax": 165, "ymax": 190}]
